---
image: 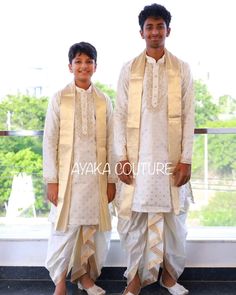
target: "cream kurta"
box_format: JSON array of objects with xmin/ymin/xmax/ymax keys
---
[
  {"xmin": 43, "ymin": 83, "xmax": 114, "ymax": 226},
  {"xmin": 114, "ymin": 53, "xmax": 194, "ymax": 213}
]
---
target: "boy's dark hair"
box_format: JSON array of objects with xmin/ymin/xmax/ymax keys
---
[
  {"xmin": 138, "ymin": 3, "xmax": 172, "ymax": 30},
  {"xmin": 68, "ymin": 42, "xmax": 97, "ymax": 64}
]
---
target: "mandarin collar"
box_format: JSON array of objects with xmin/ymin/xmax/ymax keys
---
[
  {"xmin": 75, "ymin": 84, "xmax": 92, "ymax": 93},
  {"xmin": 146, "ymin": 54, "xmax": 165, "ymax": 65}
]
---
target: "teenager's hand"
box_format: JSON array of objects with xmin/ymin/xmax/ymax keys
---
[
  {"xmin": 47, "ymin": 183, "xmax": 59, "ymax": 206},
  {"xmin": 116, "ymin": 160, "xmax": 133, "ymax": 185},
  {"xmin": 173, "ymin": 163, "xmax": 191, "ymax": 187},
  {"xmin": 107, "ymin": 183, "xmax": 116, "ymax": 203}
]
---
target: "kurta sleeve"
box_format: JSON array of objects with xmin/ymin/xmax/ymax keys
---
[
  {"xmin": 43, "ymin": 92, "xmax": 60, "ymax": 183},
  {"xmin": 105, "ymin": 95, "xmax": 117, "ymax": 183},
  {"xmin": 180, "ymin": 62, "xmax": 195, "ymax": 164},
  {"xmin": 113, "ymin": 62, "xmax": 131, "ymax": 162}
]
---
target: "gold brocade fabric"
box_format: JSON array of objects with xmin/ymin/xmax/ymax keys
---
[
  {"xmin": 55, "ymin": 83, "xmax": 111, "ymax": 232},
  {"xmin": 119, "ymin": 50, "xmax": 182, "ymax": 219},
  {"xmin": 118, "ymin": 212, "xmax": 164, "ymax": 287},
  {"xmin": 69, "ymin": 225, "xmax": 99, "ymax": 283}
]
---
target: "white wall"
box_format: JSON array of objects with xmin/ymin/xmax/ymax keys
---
[{"xmin": 1, "ymin": 238, "xmax": 236, "ymax": 267}]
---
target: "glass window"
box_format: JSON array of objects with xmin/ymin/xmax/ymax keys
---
[{"xmin": 0, "ymin": 0, "xmax": 236, "ymax": 239}]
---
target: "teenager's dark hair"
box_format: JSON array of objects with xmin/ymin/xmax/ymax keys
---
[
  {"xmin": 68, "ymin": 42, "xmax": 97, "ymax": 64},
  {"xmin": 138, "ymin": 3, "xmax": 171, "ymax": 30}
]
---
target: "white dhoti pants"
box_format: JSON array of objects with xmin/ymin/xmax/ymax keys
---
[
  {"xmin": 118, "ymin": 211, "xmax": 188, "ymax": 287},
  {"xmin": 45, "ymin": 224, "xmax": 111, "ymax": 285}
]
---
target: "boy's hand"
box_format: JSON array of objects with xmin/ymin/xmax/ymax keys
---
[
  {"xmin": 117, "ymin": 160, "xmax": 133, "ymax": 185},
  {"xmin": 172, "ymin": 163, "xmax": 191, "ymax": 187},
  {"xmin": 47, "ymin": 183, "xmax": 59, "ymax": 206},
  {"xmin": 107, "ymin": 183, "xmax": 116, "ymax": 203}
]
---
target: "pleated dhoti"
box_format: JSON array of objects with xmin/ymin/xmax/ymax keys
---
[
  {"xmin": 45, "ymin": 224, "xmax": 111, "ymax": 285},
  {"xmin": 118, "ymin": 210, "xmax": 188, "ymax": 287}
]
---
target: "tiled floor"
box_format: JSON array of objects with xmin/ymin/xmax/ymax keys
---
[
  {"xmin": 1, "ymin": 280, "xmax": 236, "ymax": 295},
  {"xmin": 1, "ymin": 267, "xmax": 236, "ymax": 295}
]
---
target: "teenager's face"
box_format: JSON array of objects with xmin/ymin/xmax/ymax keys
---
[
  {"xmin": 140, "ymin": 17, "xmax": 170, "ymax": 50},
  {"xmin": 68, "ymin": 53, "xmax": 96, "ymax": 86}
]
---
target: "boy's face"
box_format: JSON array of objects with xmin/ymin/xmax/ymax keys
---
[
  {"xmin": 140, "ymin": 17, "xmax": 170, "ymax": 50},
  {"xmin": 68, "ymin": 53, "xmax": 96, "ymax": 86}
]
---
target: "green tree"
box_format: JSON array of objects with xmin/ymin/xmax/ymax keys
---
[
  {"xmin": 218, "ymin": 94, "xmax": 236, "ymax": 116},
  {"xmin": 194, "ymin": 80, "xmax": 219, "ymax": 127},
  {"xmin": 95, "ymin": 81, "xmax": 116, "ymax": 106},
  {"xmin": 192, "ymin": 191, "xmax": 236, "ymax": 226},
  {"xmin": 206, "ymin": 120, "xmax": 236, "ymax": 176},
  {"xmin": 192, "ymin": 135, "xmax": 205, "ymax": 178},
  {"xmin": 0, "ymin": 94, "xmax": 48, "ymax": 215},
  {"xmin": 0, "ymin": 94, "xmax": 48, "ymax": 156},
  {"xmin": 0, "ymin": 149, "xmax": 48, "ymax": 216},
  {"xmin": 192, "ymin": 120, "xmax": 236, "ymax": 178},
  {"xmin": 192, "ymin": 80, "xmax": 236, "ymax": 178},
  {"xmin": 0, "ymin": 94, "xmax": 48, "ymax": 130}
]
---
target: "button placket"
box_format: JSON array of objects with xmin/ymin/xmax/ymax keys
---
[
  {"xmin": 152, "ymin": 63, "xmax": 159, "ymax": 108},
  {"xmin": 80, "ymin": 92, "xmax": 88, "ymax": 135}
]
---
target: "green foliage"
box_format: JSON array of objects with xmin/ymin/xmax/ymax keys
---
[
  {"xmin": 192, "ymin": 133, "xmax": 236, "ymax": 177},
  {"xmin": 192, "ymin": 135, "xmax": 205, "ymax": 178},
  {"xmin": 218, "ymin": 95, "xmax": 236, "ymax": 115},
  {"xmin": 0, "ymin": 94, "xmax": 48, "ymax": 216},
  {"xmin": 0, "ymin": 94, "xmax": 48, "ymax": 130},
  {"xmin": 0, "ymin": 94, "xmax": 46, "ymax": 159},
  {"xmin": 193, "ymin": 82, "xmax": 236, "ymax": 177},
  {"xmin": 0, "ymin": 137, "xmax": 42, "ymax": 155},
  {"xmin": 206, "ymin": 119, "xmax": 236, "ymax": 128},
  {"xmin": 194, "ymin": 191, "xmax": 236, "ymax": 226},
  {"xmin": 0, "ymin": 149, "xmax": 49, "ymax": 215},
  {"xmin": 95, "ymin": 81, "xmax": 116, "ymax": 106},
  {"xmin": 206, "ymin": 120, "xmax": 236, "ymax": 176},
  {"xmin": 194, "ymin": 80, "xmax": 219, "ymax": 127}
]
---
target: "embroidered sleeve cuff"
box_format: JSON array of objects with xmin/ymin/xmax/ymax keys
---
[
  {"xmin": 43, "ymin": 177, "xmax": 58, "ymax": 184},
  {"xmin": 108, "ymin": 176, "xmax": 118, "ymax": 183},
  {"xmin": 117, "ymin": 155, "xmax": 128, "ymax": 162},
  {"xmin": 180, "ymin": 158, "xmax": 192, "ymax": 165}
]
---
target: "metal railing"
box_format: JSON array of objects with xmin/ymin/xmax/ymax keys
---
[{"xmin": 0, "ymin": 128, "xmax": 235, "ymax": 136}]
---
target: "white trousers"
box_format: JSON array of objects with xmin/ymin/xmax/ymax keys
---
[
  {"xmin": 45, "ymin": 224, "xmax": 111, "ymax": 285},
  {"xmin": 118, "ymin": 211, "xmax": 188, "ymax": 287}
]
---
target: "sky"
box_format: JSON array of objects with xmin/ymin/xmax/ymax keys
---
[{"xmin": 1, "ymin": 0, "xmax": 236, "ymax": 99}]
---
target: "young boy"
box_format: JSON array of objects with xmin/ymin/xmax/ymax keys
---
[{"xmin": 43, "ymin": 42, "xmax": 116, "ymax": 295}]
